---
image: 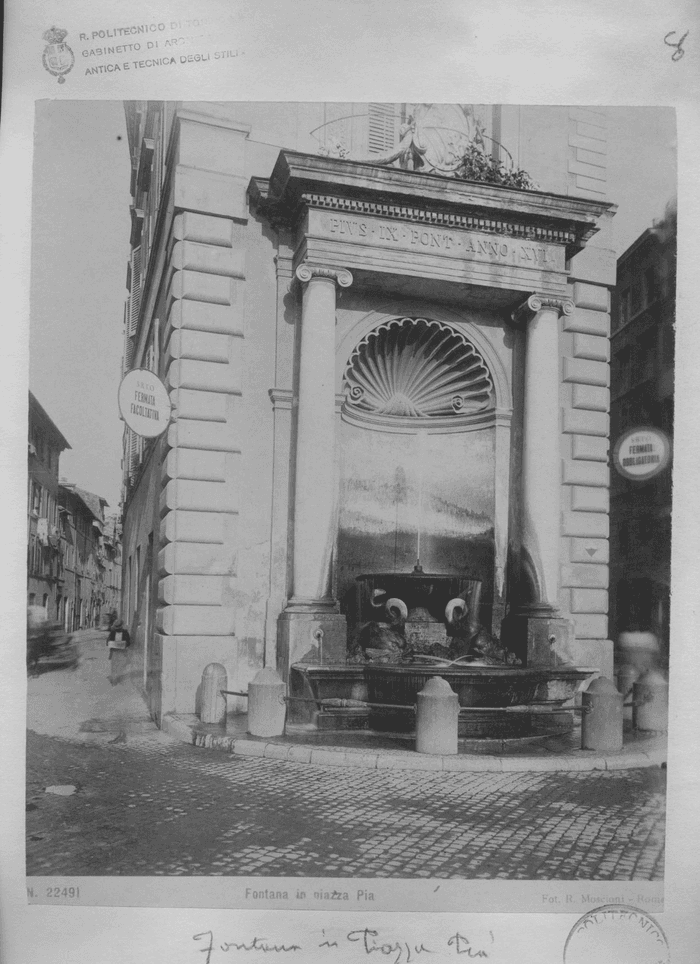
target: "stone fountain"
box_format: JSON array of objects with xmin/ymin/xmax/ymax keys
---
[{"xmin": 290, "ymin": 562, "xmax": 594, "ymax": 739}]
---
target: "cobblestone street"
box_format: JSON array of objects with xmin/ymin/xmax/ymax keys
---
[{"xmin": 26, "ymin": 631, "xmax": 666, "ymax": 880}]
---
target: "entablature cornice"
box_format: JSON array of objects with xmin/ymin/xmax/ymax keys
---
[
  {"xmin": 251, "ymin": 150, "xmax": 616, "ymax": 260},
  {"xmin": 299, "ymin": 193, "xmax": 578, "ymax": 248}
]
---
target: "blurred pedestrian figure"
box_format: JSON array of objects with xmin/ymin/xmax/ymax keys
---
[
  {"xmin": 27, "ymin": 605, "xmax": 49, "ymax": 674},
  {"xmin": 106, "ymin": 618, "xmax": 131, "ymax": 685},
  {"xmin": 27, "ymin": 605, "xmax": 76, "ymax": 674}
]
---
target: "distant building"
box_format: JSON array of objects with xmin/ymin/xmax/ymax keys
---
[
  {"xmin": 58, "ymin": 482, "xmax": 112, "ymax": 631},
  {"xmin": 102, "ymin": 513, "xmax": 123, "ymax": 619},
  {"xmin": 28, "ymin": 395, "xmax": 124, "ymax": 631},
  {"xmin": 27, "ymin": 392, "xmax": 71, "ymax": 619},
  {"xmin": 609, "ymin": 202, "xmax": 676, "ymax": 662}
]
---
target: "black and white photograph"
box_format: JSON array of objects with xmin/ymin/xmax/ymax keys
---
[
  {"xmin": 25, "ymin": 100, "xmax": 675, "ymax": 900},
  {"xmin": 3, "ymin": 2, "xmax": 700, "ymax": 962}
]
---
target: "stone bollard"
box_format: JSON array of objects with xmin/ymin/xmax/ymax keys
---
[
  {"xmin": 633, "ymin": 668, "xmax": 669, "ymax": 733},
  {"xmin": 581, "ymin": 677, "xmax": 623, "ymax": 753},
  {"xmin": 200, "ymin": 663, "xmax": 227, "ymax": 726},
  {"xmin": 415, "ymin": 677, "xmax": 459, "ymax": 755},
  {"xmin": 617, "ymin": 664, "xmax": 639, "ymax": 722},
  {"xmin": 248, "ymin": 667, "xmax": 286, "ymax": 737}
]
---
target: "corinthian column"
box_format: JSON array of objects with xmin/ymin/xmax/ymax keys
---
[
  {"xmin": 278, "ymin": 263, "xmax": 352, "ymax": 679},
  {"xmin": 508, "ymin": 294, "xmax": 575, "ymax": 666}
]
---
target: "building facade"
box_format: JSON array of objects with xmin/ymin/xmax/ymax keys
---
[
  {"xmin": 27, "ymin": 392, "xmax": 71, "ymax": 618},
  {"xmin": 58, "ymin": 483, "xmax": 112, "ymax": 631},
  {"xmin": 102, "ymin": 513, "xmax": 123, "ymax": 621},
  {"xmin": 119, "ymin": 102, "xmax": 617, "ymax": 725},
  {"xmin": 609, "ymin": 204, "xmax": 676, "ymax": 662}
]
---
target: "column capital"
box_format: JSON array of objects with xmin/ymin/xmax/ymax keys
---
[
  {"xmin": 295, "ymin": 263, "xmax": 353, "ymax": 288},
  {"xmin": 511, "ymin": 294, "xmax": 575, "ymax": 326}
]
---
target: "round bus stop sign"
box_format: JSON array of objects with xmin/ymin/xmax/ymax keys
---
[
  {"xmin": 613, "ymin": 426, "xmax": 671, "ymax": 482},
  {"xmin": 118, "ymin": 369, "xmax": 172, "ymax": 438}
]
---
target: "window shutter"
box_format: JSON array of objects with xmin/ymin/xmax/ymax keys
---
[
  {"xmin": 123, "ymin": 428, "xmax": 134, "ymax": 479},
  {"xmin": 128, "ymin": 428, "xmax": 139, "ymax": 476},
  {"xmin": 123, "ymin": 337, "xmax": 134, "ymax": 375},
  {"xmin": 367, "ymin": 104, "xmax": 398, "ymax": 154},
  {"xmin": 128, "ymin": 246, "xmax": 142, "ymax": 336}
]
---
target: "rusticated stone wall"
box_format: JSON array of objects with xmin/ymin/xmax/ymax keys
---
[{"xmin": 153, "ymin": 110, "xmax": 253, "ymax": 716}]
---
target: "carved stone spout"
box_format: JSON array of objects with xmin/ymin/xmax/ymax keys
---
[
  {"xmin": 445, "ymin": 589, "xmax": 520, "ymax": 666},
  {"xmin": 356, "ymin": 592, "xmax": 408, "ymax": 662}
]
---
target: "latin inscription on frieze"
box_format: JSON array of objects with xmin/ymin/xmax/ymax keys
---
[{"xmin": 316, "ymin": 213, "xmax": 565, "ymax": 271}]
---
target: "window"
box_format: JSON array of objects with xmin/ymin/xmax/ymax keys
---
[
  {"xmin": 367, "ymin": 103, "xmax": 399, "ymax": 154},
  {"xmin": 661, "ymin": 322, "xmax": 675, "ymax": 367},
  {"xmin": 618, "ymin": 287, "xmax": 630, "ymax": 327},
  {"xmin": 31, "ymin": 482, "xmax": 41, "ymax": 515},
  {"xmin": 128, "ymin": 246, "xmax": 143, "ymax": 337},
  {"xmin": 644, "ymin": 266, "xmax": 657, "ymax": 306},
  {"xmin": 630, "ymin": 282, "xmax": 643, "ymax": 317},
  {"xmin": 660, "ymin": 254, "xmax": 675, "ymax": 300},
  {"xmin": 28, "ymin": 593, "xmax": 35, "ymax": 606},
  {"xmin": 615, "ymin": 346, "xmax": 633, "ymax": 395},
  {"xmin": 636, "ymin": 328, "xmax": 657, "ymax": 384},
  {"xmin": 661, "ymin": 398, "xmax": 674, "ymax": 436}
]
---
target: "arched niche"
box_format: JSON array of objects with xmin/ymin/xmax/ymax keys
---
[
  {"xmin": 335, "ymin": 302, "xmax": 512, "ymax": 413},
  {"xmin": 334, "ymin": 308, "xmax": 513, "ymax": 640}
]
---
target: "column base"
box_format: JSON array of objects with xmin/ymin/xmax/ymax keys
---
[
  {"xmin": 277, "ymin": 608, "xmax": 347, "ymax": 682},
  {"xmin": 502, "ymin": 604, "xmax": 575, "ymax": 667}
]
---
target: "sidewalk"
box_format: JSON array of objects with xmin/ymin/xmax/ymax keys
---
[
  {"xmin": 164, "ymin": 711, "xmax": 667, "ymax": 772},
  {"xmin": 27, "ymin": 629, "xmax": 172, "ymax": 749}
]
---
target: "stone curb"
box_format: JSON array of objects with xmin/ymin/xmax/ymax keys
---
[{"xmin": 161, "ymin": 714, "xmax": 666, "ymax": 773}]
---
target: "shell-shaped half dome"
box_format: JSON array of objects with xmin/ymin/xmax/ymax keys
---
[{"xmin": 344, "ymin": 318, "xmax": 494, "ymax": 421}]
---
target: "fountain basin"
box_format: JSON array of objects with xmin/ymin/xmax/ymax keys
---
[
  {"xmin": 366, "ymin": 663, "xmax": 594, "ymax": 708},
  {"xmin": 290, "ymin": 662, "xmax": 596, "ymax": 739}
]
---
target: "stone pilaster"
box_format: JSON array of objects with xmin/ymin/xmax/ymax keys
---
[
  {"xmin": 507, "ymin": 294, "xmax": 575, "ymax": 667},
  {"xmin": 155, "ymin": 207, "xmax": 247, "ymax": 713},
  {"xmin": 567, "ymin": 107, "xmax": 607, "ymax": 202},
  {"xmin": 559, "ymin": 276, "xmax": 614, "ymax": 678},
  {"xmin": 277, "ymin": 263, "xmax": 352, "ymax": 679},
  {"xmin": 263, "ymin": 233, "xmax": 297, "ymax": 668}
]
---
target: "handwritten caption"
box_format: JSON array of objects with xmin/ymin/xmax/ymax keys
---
[{"xmin": 194, "ymin": 928, "xmax": 494, "ymax": 964}]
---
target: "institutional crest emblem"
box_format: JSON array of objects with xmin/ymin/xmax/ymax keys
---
[{"xmin": 42, "ymin": 27, "xmax": 74, "ymax": 84}]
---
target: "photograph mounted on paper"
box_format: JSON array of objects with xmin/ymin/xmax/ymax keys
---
[{"xmin": 26, "ymin": 101, "xmax": 674, "ymax": 910}]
